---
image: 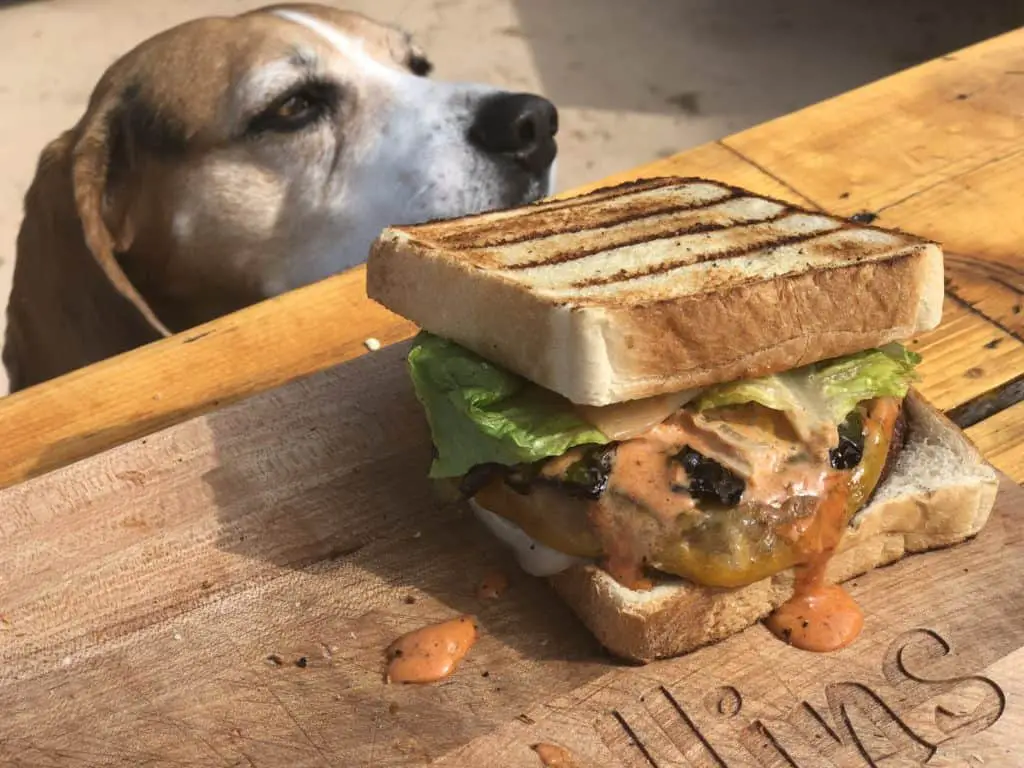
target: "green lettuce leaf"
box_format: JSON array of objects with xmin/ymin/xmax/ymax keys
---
[
  {"xmin": 695, "ymin": 344, "xmax": 921, "ymax": 423},
  {"xmin": 808, "ymin": 343, "xmax": 921, "ymax": 422},
  {"xmin": 408, "ymin": 332, "xmax": 608, "ymax": 478}
]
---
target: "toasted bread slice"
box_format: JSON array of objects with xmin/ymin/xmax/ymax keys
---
[
  {"xmin": 544, "ymin": 391, "xmax": 998, "ymax": 662},
  {"xmin": 367, "ymin": 177, "xmax": 944, "ymax": 405}
]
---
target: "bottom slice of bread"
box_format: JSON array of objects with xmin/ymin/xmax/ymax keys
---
[{"xmin": 548, "ymin": 390, "xmax": 999, "ymax": 663}]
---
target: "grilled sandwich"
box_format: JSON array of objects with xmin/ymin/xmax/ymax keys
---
[{"xmin": 366, "ymin": 176, "xmax": 998, "ymax": 662}]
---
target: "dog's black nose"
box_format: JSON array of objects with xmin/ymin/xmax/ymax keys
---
[{"xmin": 469, "ymin": 93, "xmax": 558, "ymax": 174}]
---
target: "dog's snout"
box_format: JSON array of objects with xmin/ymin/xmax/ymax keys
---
[{"xmin": 469, "ymin": 93, "xmax": 558, "ymax": 174}]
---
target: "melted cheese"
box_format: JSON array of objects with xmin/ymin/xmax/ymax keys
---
[{"xmin": 577, "ymin": 389, "xmax": 701, "ymax": 440}]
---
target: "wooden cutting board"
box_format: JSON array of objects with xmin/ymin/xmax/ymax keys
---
[{"xmin": 1, "ymin": 343, "xmax": 1021, "ymax": 767}]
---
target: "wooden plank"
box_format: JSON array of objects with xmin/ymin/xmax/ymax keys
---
[
  {"xmin": 878, "ymin": 148, "xmax": 1024, "ymax": 267},
  {"xmin": 876, "ymin": 148, "xmax": 1024, "ymax": 339},
  {"xmin": 967, "ymin": 400, "xmax": 1024, "ymax": 483},
  {"xmin": 0, "ymin": 346, "xmax": 1020, "ymax": 764},
  {"xmin": 909, "ymin": 297, "xmax": 1024, "ymax": 413},
  {"xmin": 0, "ymin": 268, "xmax": 414, "ymax": 492},
  {"xmin": 441, "ymin": 636, "xmax": 1024, "ymax": 767},
  {"xmin": 724, "ymin": 28, "xmax": 1024, "ymax": 214}
]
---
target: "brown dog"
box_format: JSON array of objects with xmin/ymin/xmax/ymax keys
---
[{"xmin": 4, "ymin": 4, "xmax": 558, "ymax": 393}]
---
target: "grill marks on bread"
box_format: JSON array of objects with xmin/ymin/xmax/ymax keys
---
[
  {"xmin": 433, "ymin": 181, "xmax": 735, "ymax": 250},
  {"xmin": 406, "ymin": 179, "xmax": 931, "ymax": 307},
  {"xmin": 412, "ymin": 176, "xmax": 691, "ymax": 246}
]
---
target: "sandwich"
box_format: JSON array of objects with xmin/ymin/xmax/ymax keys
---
[{"xmin": 365, "ymin": 177, "xmax": 999, "ymax": 662}]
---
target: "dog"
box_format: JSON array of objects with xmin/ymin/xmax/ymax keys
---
[{"xmin": 3, "ymin": 3, "xmax": 558, "ymax": 393}]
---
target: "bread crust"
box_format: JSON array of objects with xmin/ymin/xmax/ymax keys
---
[
  {"xmin": 367, "ymin": 177, "xmax": 944, "ymax": 405},
  {"xmin": 545, "ymin": 390, "xmax": 998, "ymax": 662}
]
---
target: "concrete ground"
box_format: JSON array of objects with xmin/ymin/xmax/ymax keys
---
[{"xmin": 0, "ymin": 0, "xmax": 1020, "ymax": 393}]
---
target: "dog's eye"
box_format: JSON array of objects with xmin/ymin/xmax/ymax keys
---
[
  {"xmin": 248, "ymin": 82, "xmax": 337, "ymax": 135},
  {"xmin": 277, "ymin": 94, "xmax": 314, "ymax": 119}
]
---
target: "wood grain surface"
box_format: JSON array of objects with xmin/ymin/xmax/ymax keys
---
[
  {"xmin": 0, "ymin": 344, "xmax": 1020, "ymax": 766},
  {"xmin": 1, "ymin": 25, "xmax": 1023, "ymax": 768},
  {"xmin": 0, "ymin": 29, "xmax": 1020, "ymax": 489}
]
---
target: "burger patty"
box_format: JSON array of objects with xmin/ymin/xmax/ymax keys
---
[{"xmin": 462, "ymin": 398, "xmax": 908, "ymax": 512}]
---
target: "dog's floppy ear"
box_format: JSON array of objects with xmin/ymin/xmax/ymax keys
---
[{"xmin": 70, "ymin": 90, "xmax": 171, "ymax": 337}]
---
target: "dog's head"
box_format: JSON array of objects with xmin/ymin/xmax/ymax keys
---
[{"xmin": 57, "ymin": 3, "xmax": 559, "ymax": 333}]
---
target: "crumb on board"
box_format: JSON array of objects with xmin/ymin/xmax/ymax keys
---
[{"xmin": 364, "ymin": 337, "xmax": 382, "ymax": 351}]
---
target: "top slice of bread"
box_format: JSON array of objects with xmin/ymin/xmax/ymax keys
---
[{"xmin": 366, "ymin": 177, "xmax": 944, "ymax": 405}]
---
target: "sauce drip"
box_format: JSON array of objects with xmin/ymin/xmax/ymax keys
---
[
  {"xmin": 766, "ymin": 472, "xmax": 860, "ymax": 651},
  {"xmin": 766, "ymin": 397, "xmax": 901, "ymax": 652},
  {"xmin": 766, "ymin": 583, "xmax": 863, "ymax": 652},
  {"xmin": 476, "ymin": 569, "xmax": 509, "ymax": 600},
  {"xmin": 385, "ymin": 615, "xmax": 478, "ymax": 684},
  {"xmin": 532, "ymin": 743, "xmax": 579, "ymax": 767}
]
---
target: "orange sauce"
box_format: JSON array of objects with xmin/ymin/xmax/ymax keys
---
[
  {"xmin": 766, "ymin": 472, "xmax": 862, "ymax": 652},
  {"xmin": 476, "ymin": 570, "xmax": 509, "ymax": 600},
  {"xmin": 385, "ymin": 615, "xmax": 478, "ymax": 684},
  {"xmin": 766, "ymin": 583, "xmax": 864, "ymax": 652},
  {"xmin": 609, "ymin": 436, "xmax": 695, "ymax": 525},
  {"xmin": 765, "ymin": 396, "xmax": 900, "ymax": 653},
  {"xmin": 532, "ymin": 742, "xmax": 578, "ymax": 767}
]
